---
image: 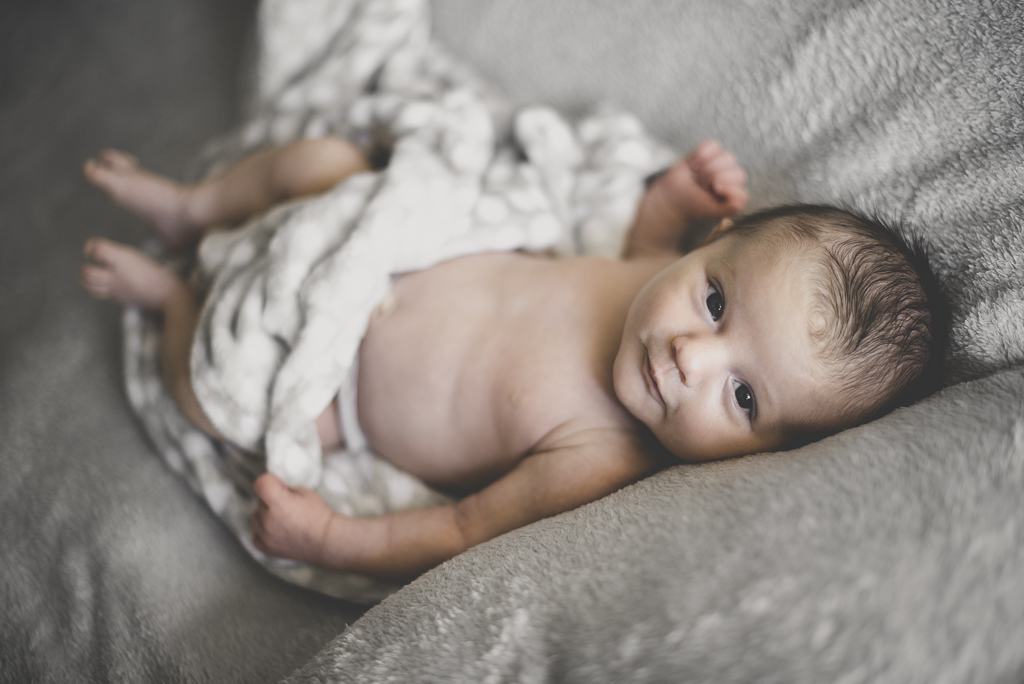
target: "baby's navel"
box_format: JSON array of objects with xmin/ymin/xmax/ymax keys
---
[{"xmin": 372, "ymin": 291, "xmax": 398, "ymax": 319}]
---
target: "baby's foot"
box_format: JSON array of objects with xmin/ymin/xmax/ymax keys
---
[
  {"xmin": 79, "ymin": 237, "xmax": 184, "ymax": 309},
  {"xmin": 83, "ymin": 150, "xmax": 198, "ymax": 248},
  {"xmin": 653, "ymin": 140, "xmax": 749, "ymax": 224}
]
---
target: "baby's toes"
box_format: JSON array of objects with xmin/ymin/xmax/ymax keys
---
[
  {"xmin": 82, "ymin": 236, "xmax": 102, "ymax": 260},
  {"xmin": 97, "ymin": 149, "xmax": 139, "ymax": 171},
  {"xmin": 82, "ymin": 158, "xmax": 108, "ymax": 185},
  {"xmin": 79, "ymin": 263, "xmax": 114, "ymax": 299},
  {"xmin": 83, "ymin": 159, "xmax": 129, "ymax": 196},
  {"xmin": 83, "ymin": 237, "xmax": 117, "ymax": 266}
]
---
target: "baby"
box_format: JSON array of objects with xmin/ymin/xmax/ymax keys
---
[{"xmin": 80, "ymin": 137, "xmax": 941, "ymax": 580}]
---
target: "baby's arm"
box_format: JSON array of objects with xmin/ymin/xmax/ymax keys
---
[
  {"xmin": 252, "ymin": 433, "xmax": 661, "ymax": 579},
  {"xmin": 624, "ymin": 140, "xmax": 748, "ymax": 258}
]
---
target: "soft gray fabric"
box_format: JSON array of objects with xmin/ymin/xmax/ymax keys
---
[{"xmin": 286, "ymin": 0, "xmax": 1024, "ymax": 681}]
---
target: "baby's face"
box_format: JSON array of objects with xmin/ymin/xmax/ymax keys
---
[{"xmin": 614, "ymin": 232, "xmax": 834, "ymax": 461}]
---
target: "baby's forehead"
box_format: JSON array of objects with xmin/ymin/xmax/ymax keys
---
[
  {"xmin": 718, "ymin": 235, "xmax": 856, "ymax": 430},
  {"xmin": 718, "ymin": 230, "xmax": 825, "ymax": 290},
  {"xmin": 724, "ymin": 224, "xmax": 824, "ymax": 261}
]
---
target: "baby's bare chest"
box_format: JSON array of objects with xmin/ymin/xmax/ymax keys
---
[{"xmin": 354, "ymin": 253, "xmax": 639, "ymax": 489}]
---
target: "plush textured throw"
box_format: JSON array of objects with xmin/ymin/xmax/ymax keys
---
[
  {"xmin": 274, "ymin": 0, "xmax": 1024, "ymax": 680},
  {"xmin": 123, "ymin": 0, "xmax": 673, "ymax": 601}
]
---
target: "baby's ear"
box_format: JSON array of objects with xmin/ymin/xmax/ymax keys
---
[{"xmin": 704, "ymin": 218, "xmax": 734, "ymax": 244}]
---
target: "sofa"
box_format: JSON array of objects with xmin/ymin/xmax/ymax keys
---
[{"xmin": 2, "ymin": 0, "xmax": 1022, "ymax": 681}]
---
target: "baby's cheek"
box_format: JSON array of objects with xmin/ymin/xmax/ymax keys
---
[
  {"xmin": 656, "ymin": 412, "xmax": 746, "ymax": 463},
  {"xmin": 611, "ymin": 346, "xmax": 637, "ymax": 405},
  {"xmin": 649, "ymin": 416, "xmax": 692, "ymax": 461}
]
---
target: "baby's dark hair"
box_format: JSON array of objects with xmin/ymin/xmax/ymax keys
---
[{"xmin": 728, "ymin": 204, "xmax": 947, "ymax": 429}]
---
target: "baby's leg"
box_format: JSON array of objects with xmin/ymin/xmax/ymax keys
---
[
  {"xmin": 82, "ymin": 237, "xmax": 346, "ymax": 449},
  {"xmin": 84, "ymin": 137, "xmax": 370, "ymax": 248},
  {"xmin": 80, "ymin": 238, "xmax": 221, "ymax": 438}
]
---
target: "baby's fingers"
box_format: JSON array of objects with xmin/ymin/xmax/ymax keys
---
[
  {"xmin": 710, "ymin": 166, "xmax": 748, "ymax": 196},
  {"xmin": 251, "ymin": 517, "xmax": 276, "ymax": 557},
  {"xmin": 685, "ymin": 139, "xmax": 722, "ymax": 166},
  {"xmin": 709, "ymin": 162, "xmax": 748, "ymax": 199},
  {"xmin": 252, "ymin": 535, "xmax": 269, "ymax": 555},
  {"xmin": 700, "ymin": 153, "xmax": 748, "ymax": 212},
  {"xmin": 695, "ymin": 150, "xmax": 740, "ymax": 184},
  {"xmin": 251, "ymin": 489, "xmax": 292, "ymax": 557},
  {"xmin": 713, "ymin": 182, "xmax": 749, "ymax": 214},
  {"xmin": 254, "ymin": 472, "xmax": 289, "ymax": 503}
]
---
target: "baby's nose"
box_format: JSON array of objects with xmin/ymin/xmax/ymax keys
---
[{"xmin": 672, "ymin": 334, "xmax": 728, "ymax": 386}]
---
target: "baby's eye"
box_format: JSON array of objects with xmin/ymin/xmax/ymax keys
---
[
  {"xmin": 706, "ymin": 284, "xmax": 724, "ymax": 321},
  {"xmin": 733, "ymin": 380, "xmax": 754, "ymax": 417}
]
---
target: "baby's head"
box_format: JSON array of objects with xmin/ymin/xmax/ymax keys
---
[{"xmin": 613, "ymin": 204, "xmax": 945, "ymax": 462}]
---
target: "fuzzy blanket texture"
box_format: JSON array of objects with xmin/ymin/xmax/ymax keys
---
[{"xmin": 123, "ymin": 0, "xmax": 673, "ymax": 601}]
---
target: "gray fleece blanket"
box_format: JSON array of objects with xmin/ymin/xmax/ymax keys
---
[{"xmin": 276, "ymin": 0, "xmax": 1024, "ymax": 681}]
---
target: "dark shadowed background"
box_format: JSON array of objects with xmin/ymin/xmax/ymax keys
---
[{"xmin": 0, "ymin": 2, "xmax": 366, "ymax": 681}]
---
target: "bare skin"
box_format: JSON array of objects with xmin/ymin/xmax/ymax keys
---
[
  {"xmin": 83, "ymin": 139, "xmax": 369, "ymax": 248},
  {"xmin": 82, "ymin": 137, "xmax": 758, "ymax": 580},
  {"xmin": 80, "ymin": 237, "xmax": 221, "ymax": 439}
]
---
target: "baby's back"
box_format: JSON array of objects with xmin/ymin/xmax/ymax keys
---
[{"xmin": 356, "ymin": 251, "xmax": 664, "ymax": 491}]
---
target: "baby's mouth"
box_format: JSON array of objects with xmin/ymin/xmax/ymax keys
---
[{"xmin": 644, "ymin": 352, "xmax": 665, "ymax": 407}]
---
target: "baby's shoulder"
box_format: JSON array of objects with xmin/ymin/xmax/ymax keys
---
[{"xmin": 529, "ymin": 419, "xmax": 665, "ymax": 484}]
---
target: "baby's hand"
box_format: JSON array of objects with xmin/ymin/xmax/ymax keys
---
[
  {"xmin": 252, "ymin": 472, "xmax": 336, "ymax": 566},
  {"xmin": 654, "ymin": 139, "xmax": 748, "ymax": 222}
]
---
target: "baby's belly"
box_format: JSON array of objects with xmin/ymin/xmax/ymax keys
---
[{"xmin": 354, "ymin": 254, "xmax": 548, "ymax": 490}]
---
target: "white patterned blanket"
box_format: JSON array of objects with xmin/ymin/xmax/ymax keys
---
[{"xmin": 124, "ymin": 0, "xmax": 674, "ymax": 601}]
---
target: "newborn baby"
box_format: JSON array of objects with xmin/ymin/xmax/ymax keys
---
[{"xmin": 80, "ymin": 137, "xmax": 941, "ymax": 580}]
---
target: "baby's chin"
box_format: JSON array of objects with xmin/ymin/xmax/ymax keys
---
[
  {"xmin": 610, "ymin": 345, "xmax": 644, "ymax": 418},
  {"xmin": 610, "ymin": 338, "xmax": 718, "ymax": 461}
]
